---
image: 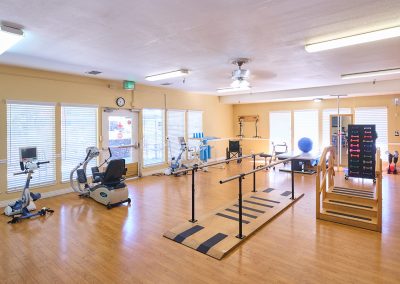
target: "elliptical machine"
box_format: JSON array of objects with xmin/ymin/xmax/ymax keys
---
[
  {"xmin": 70, "ymin": 147, "xmax": 131, "ymax": 209},
  {"xmin": 4, "ymin": 147, "xmax": 54, "ymax": 224},
  {"xmin": 387, "ymin": 150, "xmax": 398, "ymax": 174}
]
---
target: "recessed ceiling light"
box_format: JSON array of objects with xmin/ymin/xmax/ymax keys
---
[
  {"xmin": 145, "ymin": 69, "xmax": 189, "ymax": 81},
  {"xmin": 0, "ymin": 25, "xmax": 24, "ymax": 55},
  {"xmin": 86, "ymin": 70, "xmax": 102, "ymax": 75},
  {"xmin": 305, "ymin": 26, "xmax": 400, "ymax": 53},
  {"xmin": 216, "ymin": 86, "xmax": 251, "ymax": 93},
  {"xmin": 341, "ymin": 68, "xmax": 400, "ymax": 79}
]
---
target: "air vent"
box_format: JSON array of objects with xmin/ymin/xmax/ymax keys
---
[
  {"xmin": 160, "ymin": 82, "xmax": 173, "ymax": 86},
  {"xmin": 86, "ymin": 70, "xmax": 102, "ymax": 75}
]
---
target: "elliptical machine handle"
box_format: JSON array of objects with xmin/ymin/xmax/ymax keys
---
[
  {"xmin": 13, "ymin": 171, "xmax": 27, "ymax": 176},
  {"xmin": 37, "ymin": 161, "xmax": 50, "ymax": 166},
  {"xmin": 84, "ymin": 150, "xmax": 92, "ymax": 161},
  {"xmin": 108, "ymin": 147, "xmax": 112, "ymax": 158}
]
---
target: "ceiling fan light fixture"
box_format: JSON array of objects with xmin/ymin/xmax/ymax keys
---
[
  {"xmin": 231, "ymin": 79, "xmax": 250, "ymax": 88},
  {"xmin": 341, "ymin": 68, "xmax": 400, "ymax": 79},
  {"xmin": 305, "ymin": 26, "xmax": 400, "ymax": 53},
  {"xmin": 145, "ymin": 69, "xmax": 189, "ymax": 81},
  {"xmin": 0, "ymin": 25, "xmax": 24, "ymax": 55}
]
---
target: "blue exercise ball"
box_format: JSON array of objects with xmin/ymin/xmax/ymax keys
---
[{"xmin": 298, "ymin": 137, "xmax": 313, "ymax": 153}]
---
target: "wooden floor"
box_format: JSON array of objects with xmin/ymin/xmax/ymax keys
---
[{"xmin": 1, "ymin": 161, "xmax": 400, "ymax": 283}]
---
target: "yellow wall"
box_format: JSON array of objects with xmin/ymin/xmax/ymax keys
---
[
  {"xmin": 0, "ymin": 65, "xmax": 233, "ymax": 201},
  {"xmin": 233, "ymin": 95, "xmax": 400, "ymax": 154}
]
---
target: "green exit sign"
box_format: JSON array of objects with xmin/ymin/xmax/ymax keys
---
[{"xmin": 123, "ymin": 80, "xmax": 135, "ymax": 90}]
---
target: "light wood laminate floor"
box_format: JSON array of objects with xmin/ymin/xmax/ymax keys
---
[{"xmin": 1, "ymin": 161, "xmax": 399, "ymax": 283}]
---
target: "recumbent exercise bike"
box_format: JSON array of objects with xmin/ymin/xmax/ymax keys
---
[{"xmin": 70, "ymin": 147, "xmax": 131, "ymax": 209}]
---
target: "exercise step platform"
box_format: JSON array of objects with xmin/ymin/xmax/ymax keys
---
[
  {"xmin": 319, "ymin": 209, "xmax": 378, "ymax": 231},
  {"xmin": 164, "ymin": 188, "xmax": 304, "ymax": 260}
]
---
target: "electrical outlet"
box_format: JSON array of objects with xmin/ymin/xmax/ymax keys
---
[{"xmin": 395, "ymin": 131, "xmax": 399, "ymax": 137}]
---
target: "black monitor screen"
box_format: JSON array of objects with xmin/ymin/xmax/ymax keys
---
[{"xmin": 20, "ymin": 147, "xmax": 37, "ymax": 162}]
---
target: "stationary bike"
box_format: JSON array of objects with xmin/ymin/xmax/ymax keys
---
[
  {"xmin": 4, "ymin": 147, "xmax": 54, "ymax": 224},
  {"xmin": 165, "ymin": 137, "xmax": 188, "ymax": 176}
]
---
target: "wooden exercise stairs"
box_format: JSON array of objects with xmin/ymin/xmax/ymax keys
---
[{"xmin": 316, "ymin": 147, "xmax": 382, "ymax": 232}]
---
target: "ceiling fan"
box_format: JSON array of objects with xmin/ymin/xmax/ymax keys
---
[{"xmin": 217, "ymin": 58, "xmax": 251, "ymax": 93}]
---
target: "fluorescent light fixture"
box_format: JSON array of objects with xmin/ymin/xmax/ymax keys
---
[
  {"xmin": 217, "ymin": 85, "xmax": 251, "ymax": 93},
  {"xmin": 313, "ymin": 98, "xmax": 323, "ymax": 102},
  {"xmin": 341, "ymin": 68, "xmax": 400, "ymax": 80},
  {"xmin": 305, "ymin": 26, "xmax": 400, "ymax": 53},
  {"xmin": 0, "ymin": 25, "xmax": 24, "ymax": 55},
  {"xmin": 145, "ymin": 69, "xmax": 189, "ymax": 81}
]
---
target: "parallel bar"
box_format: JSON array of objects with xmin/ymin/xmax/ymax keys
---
[
  {"xmin": 174, "ymin": 152, "xmax": 264, "ymax": 175},
  {"xmin": 252, "ymin": 154, "xmax": 256, "ymax": 192},
  {"xmin": 189, "ymin": 167, "xmax": 197, "ymax": 223},
  {"xmin": 236, "ymin": 176, "xmax": 245, "ymax": 239},
  {"xmin": 219, "ymin": 156, "xmax": 299, "ymax": 184}
]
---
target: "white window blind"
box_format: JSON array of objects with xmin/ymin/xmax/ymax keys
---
[
  {"xmin": 7, "ymin": 103, "xmax": 56, "ymax": 191},
  {"xmin": 294, "ymin": 110, "xmax": 319, "ymax": 152},
  {"xmin": 269, "ymin": 111, "xmax": 292, "ymax": 151},
  {"xmin": 61, "ymin": 106, "xmax": 98, "ymax": 182},
  {"xmin": 187, "ymin": 110, "xmax": 203, "ymax": 138},
  {"xmin": 143, "ymin": 109, "xmax": 165, "ymax": 166},
  {"xmin": 322, "ymin": 108, "xmax": 351, "ymax": 147},
  {"xmin": 355, "ymin": 107, "xmax": 388, "ymax": 156},
  {"xmin": 167, "ymin": 110, "xmax": 185, "ymax": 161},
  {"xmin": 187, "ymin": 110, "xmax": 203, "ymax": 151}
]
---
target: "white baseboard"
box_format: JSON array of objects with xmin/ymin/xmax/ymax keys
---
[{"xmin": 0, "ymin": 187, "xmax": 73, "ymax": 209}]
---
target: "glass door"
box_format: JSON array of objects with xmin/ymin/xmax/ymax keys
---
[{"xmin": 102, "ymin": 109, "xmax": 139, "ymax": 177}]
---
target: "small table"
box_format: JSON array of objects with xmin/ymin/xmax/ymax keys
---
[{"xmin": 277, "ymin": 152, "xmax": 321, "ymax": 174}]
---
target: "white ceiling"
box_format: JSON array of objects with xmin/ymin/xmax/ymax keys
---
[{"xmin": 1, "ymin": 0, "xmax": 400, "ymax": 102}]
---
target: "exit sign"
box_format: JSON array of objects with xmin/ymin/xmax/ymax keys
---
[{"xmin": 123, "ymin": 80, "xmax": 135, "ymax": 90}]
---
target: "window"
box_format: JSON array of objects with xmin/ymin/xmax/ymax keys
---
[
  {"xmin": 294, "ymin": 110, "xmax": 319, "ymax": 151},
  {"xmin": 269, "ymin": 111, "xmax": 292, "ymax": 151},
  {"xmin": 143, "ymin": 109, "xmax": 165, "ymax": 166},
  {"xmin": 7, "ymin": 102, "xmax": 56, "ymax": 191},
  {"xmin": 355, "ymin": 107, "xmax": 388, "ymax": 156},
  {"xmin": 167, "ymin": 110, "xmax": 185, "ymax": 161},
  {"xmin": 322, "ymin": 108, "xmax": 351, "ymax": 147},
  {"xmin": 187, "ymin": 110, "xmax": 203, "ymax": 151},
  {"xmin": 187, "ymin": 110, "xmax": 203, "ymax": 138},
  {"xmin": 61, "ymin": 105, "xmax": 98, "ymax": 182}
]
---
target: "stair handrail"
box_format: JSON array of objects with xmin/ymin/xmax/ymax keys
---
[
  {"xmin": 316, "ymin": 146, "xmax": 335, "ymax": 219},
  {"xmin": 375, "ymin": 148, "xmax": 382, "ymax": 232}
]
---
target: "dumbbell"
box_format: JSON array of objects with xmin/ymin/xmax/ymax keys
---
[
  {"xmin": 364, "ymin": 135, "xmax": 373, "ymax": 139},
  {"xmin": 363, "ymin": 166, "xmax": 373, "ymax": 171},
  {"xmin": 364, "ymin": 131, "xmax": 372, "ymax": 134},
  {"xmin": 364, "ymin": 155, "xmax": 372, "ymax": 159},
  {"xmin": 350, "ymin": 139, "xmax": 360, "ymax": 143},
  {"xmin": 350, "ymin": 149, "xmax": 360, "ymax": 153},
  {"xmin": 351, "ymin": 154, "xmax": 360, "ymax": 158},
  {"xmin": 350, "ymin": 144, "xmax": 359, "ymax": 148},
  {"xmin": 351, "ymin": 135, "xmax": 360, "ymax": 138},
  {"xmin": 363, "ymin": 160, "xmax": 373, "ymax": 165},
  {"xmin": 364, "ymin": 127, "xmax": 372, "ymax": 130},
  {"xmin": 363, "ymin": 140, "xmax": 373, "ymax": 143},
  {"xmin": 350, "ymin": 171, "xmax": 360, "ymax": 175}
]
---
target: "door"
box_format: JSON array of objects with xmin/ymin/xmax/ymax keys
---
[
  {"xmin": 102, "ymin": 109, "xmax": 139, "ymax": 177},
  {"xmin": 330, "ymin": 114, "xmax": 353, "ymax": 167}
]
